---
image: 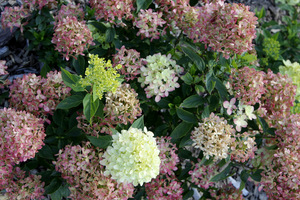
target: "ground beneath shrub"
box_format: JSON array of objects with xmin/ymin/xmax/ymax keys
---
[{"xmin": 0, "ymin": 0, "xmax": 282, "ymax": 199}]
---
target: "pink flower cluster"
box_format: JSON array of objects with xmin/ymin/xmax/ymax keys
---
[
  {"xmin": 157, "ymin": 136, "xmax": 180, "ymax": 175},
  {"xmin": 0, "ymin": 108, "xmax": 45, "ymax": 165},
  {"xmin": 0, "ymin": 60, "xmax": 8, "ymax": 75},
  {"xmin": 51, "ymin": 16, "xmax": 94, "ymax": 60},
  {"xmin": 24, "ymin": 0, "xmax": 57, "ymax": 10},
  {"xmin": 3, "ymin": 167, "xmax": 45, "ymax": 200},
  {"xmin": 54, "ymin": 142, "xmax": 134, "ymax": 199},
  {"xmin": 189, "ymin": 1, "xmax": 258, "ymax": 59},
  {"xmin": 145, "ymin": 174, "xmax": 183, "ymax": 200},
  {"xmin": 54, "ymin": 3, "xmax": 84, "ymax": 23},
  {"xmin": 9, "ymin": 71, "xmax": 71, "ymax": 123},
  {"xmin": 1, "ymin": 5, "xmax": 31, "ymax": 32},
  {"xmin": 113, "ymin": 46, "xmax": 142, "ymax": 81},
  {"xmin": 189, "ymin": 159, "xmax": 218, "ymax": 189},
  {"xmin": 260, "ymin": 114, "xmax": 300, "ymax": 199},
  {"xmin": 133, "ymin": 9, "xmax": 166, "ymax": 41},
  {"xmin": 89, "ymin": 0, "xmax": 135, "ymax": 26}
]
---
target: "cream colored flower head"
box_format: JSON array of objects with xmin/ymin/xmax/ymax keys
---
[
  {"xmin": 100, "ymin": 127, "xmax": 160, "ymax": 186},
  {"xmin": 191, "ymin": 113, "xmax": 235, "ymax": 161}
]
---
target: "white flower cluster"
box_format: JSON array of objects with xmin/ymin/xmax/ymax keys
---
[
  {"xmin": 100, "ymin": 127, "xmax": 160, "ymax": 186},
  {"xmin": 138, "ymin": 53, "xmax": 183, "ymax": 102},
  {"xmin": 191, "ymin": 113, "xmax": 235, "ymax": 161}
]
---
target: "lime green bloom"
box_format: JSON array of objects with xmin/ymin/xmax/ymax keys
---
[
  {"xmin": 263, "ymin": 38, "xmax": 280, "ymax": 60},
  {"xmin": 80, "ymin": 54, "xmax": 121, "ymax": 100},
  {"xmin": 100, "ymin": 127, "xmax": 161, "ymax": 186}
]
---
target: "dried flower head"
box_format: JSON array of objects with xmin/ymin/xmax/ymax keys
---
[
  {"xmin": 51, "ymin": 16, "xmax": 94, "ymax": 60},
  {"xmin": 191, "ymin": 113, "xmax": 234, "ymax": 160},
  {"xmin": 0, "ymin": 60, "xmax": 8, "ymax": 75},
  {"xmin": 80, "ymin": 54, "xmax": 121, "ymax": 100},
  {"xmin": 100, "ymin": 127, "xmax": 161, "ymax": 186},
  {"xmin": 0, "ymin": 108, "xmax": 45, "ymax": 164},
  {"xmin": 55, "ymin": 3, "xmax": 84, "ymax": 23},
  {"xmin": 133, "ymin": 9, "xmax": 166, "ymax": 41},
  {"xmin": 145, "ymin": 174, "xmax": 183, "ymax": 200},
  {"xmin": 113, "ymin": 46, "xmax": 142, "ymax": 81},
  {"xmin": 9, "ymin": 71, "xmax": 71, "ymax": 123},
  {"xmin": 54, "ymin": 142, "xmax": 134, "ymax": 199},
  {"xmin": 138, "ymin": 53, "xmax": 183, "ymax": 102}
]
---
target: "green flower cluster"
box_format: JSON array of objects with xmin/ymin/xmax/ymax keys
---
[
  {"xmin": 80, "ymin": 54, "xmax": 121, "ymax": 100},
  {"xmin": 263, "ymin": 38, "xmax": 280, "ymax": 60}
]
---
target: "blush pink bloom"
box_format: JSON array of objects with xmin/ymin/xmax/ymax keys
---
[
  {"xmin": 0, "ymin": 60, "xmax": 8, "ymax": 75},
  {"xmin": 223, "ymin": 98, "xmax": 237, "ymax": 115}
]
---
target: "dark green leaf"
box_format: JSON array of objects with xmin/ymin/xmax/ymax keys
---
[
  {"xmin": 170, "ymin": 121, "xmax": 193, "ymax": 140},
  {"xmin": 105, "ymin": 27, "xmax": 115, "ymax": 43},
  {"xmin": 72, "ymin": 55, "xmax": 85, "ymax": 76},
  {"xmin": 201, "ymin": 105, "xmax": 210, "ymax": 119},
  {"xmin": 56, "ymin": 95, "xmax": 84, "ymax": 110},
  {"xmin": 181, "ymin": 46, "xmax": 205, "ymax": 71},
  {"xmin": 250, "ymin": 169, "xmax": 263, "ymax": 182},
  {"xmin": 183, "ymin": 190, "xmax": 194, "ymax": 200},
  {"xmin": 176, "ymin": 107, "xmax": 198, "ymax": 124},
  {"xmin": 257, "ymin": 116, "xmax": 269, "ymax": 133},
  {"xmin": 94, "ymin": 100, "xmax": 104, "ymax": 118},
  {"xmin": 136, "ymin": 0, "xmax": 152, "ymax": 12},
  {"xmin": 210, "ymin": 163, "xmax": 232, "ymax": 182},
  {"xmin": 239, "ymin": 180, "xmax": 246, "ymax": 192},
  {"xmin": 83, "ymin": 94, "xmax": 99, "ymax": 123},
  {"xmin": 213, "ymin": 77, "xmax": 228, "ymax": 101},
  {"xmin": 179, "ymin": 137, "xmax": 193, "ymax": 148},
  {"xmin": 37, "ymin": 144, "xmax": 54, "ymax": 160},
  {"xmin": 60, "ymin": 68, "xmax": 85, "ymax": 92},
  {"xmin": 206, "ymin": 71, "xmax": 216, "ymax": 94},
  {"xmin": 50, "ymin": 184, "xmax": 70, "ymax": 200},
  {"xmin": 240, "ymin": 170, "xmax": 250, "ymax": 182},
  {"xmin": 130, "ymin": 115, "xmax": 144, "ymax": 129},
  {"xmin": 181, "ymin": 95, "xmax": 204, "ymax": 108},
  {"xmin": 45, "ymin": 178, "xmax": 61, "ymax": 194},
  {"xmin": 181, "ymin": 72, "xmax": 193, "ymax": 85},
  {"xmin": 87, "ymin": 135, "xmax": 113, "ymax": 149}
]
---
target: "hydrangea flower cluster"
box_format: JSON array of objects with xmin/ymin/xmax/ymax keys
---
[
  {"xmin": 3, "ymin": 167, "xmax": 45, "ymax": 200},
  {"xmin": 24, "ymin": 0, "xmax": 57, "ymax": 10},
  {"xmin": 189, "ymin": 159, "xmax": 218, "ymax": 189},
  {"xmin": 80, "ymin": 54, "xmax": 121, "ymax": 100},
  {"xmin": 89, "ymin": 0, "xmax": 135, "ymax": 26},
  {"xmin": 113, "ymin": 46, "xmax": 142, "ymax": 81},
  {"xmin": 133, "ymin": 9, "xmax": 166, "ymax": 41},
  {"xmin": 100, "ymin": 127, "xmax": 161, "ymax": 186},
  {"xmin": 263, "ymin": 38, "xmax": 280, "ymax": 60},
  {"xmin": 0, "ymin": 60, "xmax": 8, "ymax": 75},
  {"xmin": 190, "ymin": 1, "xmax": 258, "ymax": 59},
  {"xmin": 0, "ymin": 108, "xmax": 45, "ymax": 165},
  {"xmin": 54, "ymin": 3, "xmax": 84, "ymax": 23},
  {"xmin": 1, "ymin": 5, "xmax": 31, "ymax": 32},
  {"xmin": 145, "ymin": 174, "xmax": 183, "ymax": 200},
  {"xmin": 104, "ymin": 83, "xmax": 142, "ymax": 125},
  {"xmin": 54, "ymin": 142, "xmax": 134, "ymax": 199},
  {"xmin": 260, "ymin": 114, "xmax": 300, "ymax": 199},
  {"xmin": 191, "ymin": 113, "xmax": 235, "ymax": 160},
  {"xmin": 138, "ymin": 53, "xmax": 183, "ymax": 102},
  {"xmin": 156, "ymin": 136, "xmax": 180, "ymax": 175},
  {"xmin": 209, "ymin": 183, "xmax": 243, "ymax": 200},
  {"xmin": 51, "ymin": 16, "xmax": 94, "ymax": 60},
  {"xmin": 9, "ymin": 71, "xmax": 71, "ymax": 123},
  {"xmin": 230, "ymin": 132, "xmax": 257, "ymax": 163},
  {"xmin": 279, "ymin": 60, "xmax": 300, "ymax": 102}
]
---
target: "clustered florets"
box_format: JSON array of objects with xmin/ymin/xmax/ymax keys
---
[
  {"xmin": 113, "ymin": 46, "xmax": 142, "ymax": 81},
  {"xmin": 191, "ymin": 113, "xmax": 235, "ymax": 161},
  {"xmin": 189, "ymin": 1, "xmax": 258, "ymax": 59},
  {"xmin": 89, "ymin": 0, "xmax": 135, "ymax": 26},
  {"xmin": 9, "ymin": 71, "xmax": 71, "ymax": 123},
  {"xmin": 54, "ymin": 3, "xmax": 84, "ymax": 23},
  {"xmin": 54, "ymin": 142, "xmax": 134, "ymax": 199},
  {"xmin": 138, "ymin": 53, "xmax": 183, "ymax": 102},
  {"xmin": 0, "ymin": 60, "xmax": 8, "ymax": 76},
  {"xmin": 133, "ymin": 9, "xmax": 166, "ymax": 41},
  {"xmin": 100, "ymin": 127, "xmax": 161, "ymax": 186}
]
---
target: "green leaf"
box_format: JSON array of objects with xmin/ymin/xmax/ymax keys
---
[
  {"xmin": 195, "ymin": 85, "xmax": 205, "ymax": 95},
  {"xmin": 183, "ymin": 190, "xmax": 194, "ymax": 200},
  {"xmin": 213, "ymin": 77, "xmax": 228, "ymax": 101},
  {"xmin": 50, "ymin": 184, "xmax": 70, "ymax": 200},
  {"xmin": 210, "ymin": 163, "xmax": 232, "ymax": 182},
  {"xmin": 181, "ymin": 72, "xmax": 193, "ymax": 85},
  {"xmin": 35, "ymin": 15, "xmax": 44, "ymax": 25},
  {"xmin": 37, "ymin": 144, "xmax": 54, "ymax": 160},
  {"xmin": 72, "ymin": 55, "xmax": 86, "ymax": 76},
  {"xmin": 250, "ymin": 169, "xmax": 263, "ymax": 182},
  {"xmin": 176, "ymin": 107, "xmax": 198, "ymax": 124},
  {"xmin": 170, "ymin": 121, "xmax": 194, "ymax": 140},
  {"xmin": 206, "ymin": 70, "xmax": 216, "ymax": 94},
  {"xmin": 181, "ymin": 95, "xmax": 204, "ymax": 108},
  {"xmin": 87, "ymin": 135, "xmax": 113, "ymax": 149},
  {"xmin": 240, "ymin": 170, "xmax": 250, "ymax": 182},
  {"xmin": 45, "ymin": 178, "xmax": 61, "ymax": 194},
  {"xmin": 136, "ymin": 0, "xmax": 152, "ymax": 12},
  {"xmin": 257, "ymin": 116, "xmax": 269, "ymax": 133},
  {"xmin": 181, "ymin": 46, "xmax": 205, "ymax": 71},
  {"xmin": 105, "ymin": 27, "xmax": 115, "ymax": 43},
  {"xmin": 83, "ymin": 94, "xmax": 99, "ymax": 123},
  {"xmin": 56, "ymin": 95, "xmax": 84, "ymax": 110},
  {"xmin": 130, "ymin": 115, "xmax": 144, "ymax": 129},
  {"xmin": 201, "ymin": 105, "xmax": 210, "ymax": 119},
  {"xmin": 179, "ymin": 136, "xmax": 193, "ymax": 148},
  {"xmin": 60, "ymin": 68, "xmax": 85, "ymax": 92}
]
